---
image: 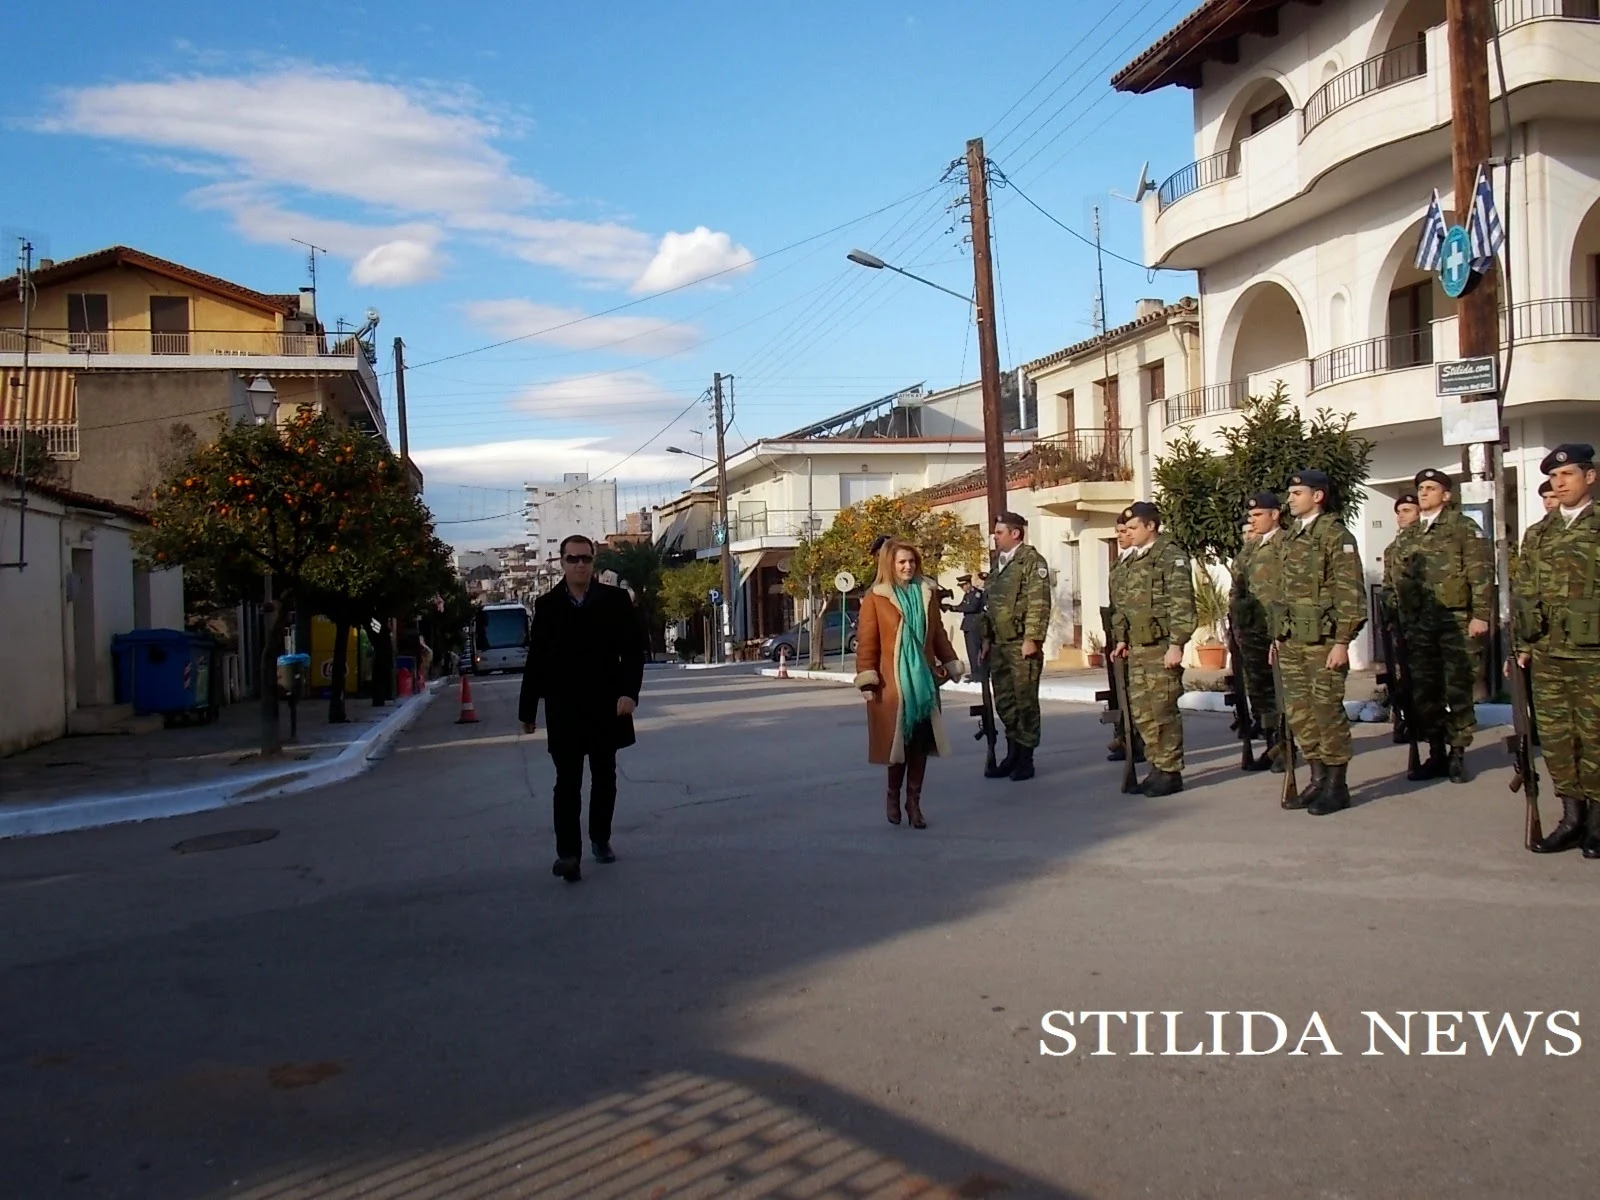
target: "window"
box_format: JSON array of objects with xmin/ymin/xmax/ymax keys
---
[
  {"xmin": 840, "ymin": 473, "xmax": 892, "ymax": 508},
  {"xmin": 1249, "ymin": 93, "xmax": 1293, "ymax": 135},
  {"xmin": 1386, "ymin": 282, "xmax": 1434, "ymax": 369},
  {"xmin": 1142, "ymin": 361, "xmax": 1166, "ymax": 403},
  {"xmin": 66, "ymin": 294, "xmax": 109, "ymax": 351},
  {"xmin": 1057, "ymin": 389, "xmax": 1075, "ymax": 436},
  {"xmin": 149, "ymin": 296, "xmax": 190, "ymax": 354},
  {"xmin": 1097, "ymin": 375, "xmax": 1121, "ymax": 433}
]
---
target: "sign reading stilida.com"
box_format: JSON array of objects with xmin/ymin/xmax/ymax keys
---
[{"xmin": 1436, "ymin": 356, "xmax": 1498, "ymax": 397}]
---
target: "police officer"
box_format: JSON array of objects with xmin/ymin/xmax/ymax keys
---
[
  {"xmin": 1384, "ymin": 468, "xmax": 1492, "ymax": 783},
  {"xmin": 982, "ymin": 511, "xmax": 1052, "ymax": 781},
  {"xmin": 1520, "ymin": 445, "xmax": 1600, "ymax": 857},
  {"xmin": 1104, "ymin": 516, "xmax": 1144, "ymax": 763},
  {"xmin": 1273, "ymin": 469, "xmax": 1366, "ymax": 815},
  {"xmin": 1230, "ymin": 492, "xmax": 1285, "ymax": 772},
  {"xmin": 946, "ymin": 573, "xmax": 987, "ymax": 684},
  {"xmin": 1108, "ymin": 502, "xmax": 1195, "ymax": 797}
]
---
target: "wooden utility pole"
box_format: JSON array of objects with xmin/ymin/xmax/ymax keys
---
[
  {"xmin": 965, "ymin": 138, "xmax": 1009, "ymax": 529},
  {"xmin": 392, "ymin": 336, "xmax": 410, "ymax": 464},
  {"xmin": 713, "ymin": 372, "xmax": 734, "ymax": 664},
  {"xmin": 1447, "ymin": 0, "xmax": 1496, "ymax": 362}
]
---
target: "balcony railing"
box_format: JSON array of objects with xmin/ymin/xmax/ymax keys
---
[
  {"xmin": 1156, "ymin": 146, "xmax": 1241, "ymax": 213},
  {"xmin": 1032, "ymin": 428, "xmax": 1134, "ymax": 490},
  {"xmin": 1311, "ymin": 329, "xmax": 1432, "ymax": 390},
  {"xmin": 0, "ymin": 327, "xmax": 369, "ymax": 360},
  {"xmin": 1164, "ymin": 380, "xmax": 1249, "ymax": 426},
  {"xmin": 1498, "ymin": 0, "xmax": 1600, "ymax": 29},
  {"xmin": 1302, "ymin": 39, "xmax": 1428, "ymax": 138},
  {"xmin": 1504, "ymin": 297, "xmax": 1600, "ymax": 341},
  {"xmin": 0, "ymin": 421, "xmax": 79, "ymax": 460}
]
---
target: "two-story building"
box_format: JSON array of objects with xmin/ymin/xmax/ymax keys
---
[{"xmin": 1116, "ymin": 0, "xmax": 1600, "ymax": 634}]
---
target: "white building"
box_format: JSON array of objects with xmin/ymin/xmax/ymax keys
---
[
  {"xmin": 525, "ymin": 472, "xmax": 619, "ymax": 580},
  {"xmin": 1116, "ymin": 0, "xmax": 1600, "ymax": 662}
]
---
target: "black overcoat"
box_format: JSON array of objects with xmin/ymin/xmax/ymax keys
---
[{"xmin": 518, "ymin": 581, "xmax": 645, "ymax": 754}]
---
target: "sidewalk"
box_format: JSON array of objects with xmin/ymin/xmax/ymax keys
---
[{"xmin": 0, "ymin": 684, "xmax": 441, "ymax": 840}]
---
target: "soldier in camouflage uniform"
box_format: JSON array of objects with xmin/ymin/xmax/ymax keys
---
[
  {"xmin": 1230, "ymin": 491, "xmax": 1285, "ymax": 772},
  {"xmin": 1377, "ymin": 492, "xmax": 1421, "ymax": 746},
  {"xmin": 1519, "ymin": 445, "xmax": 1600, "ymax": 857},
  {"xmin": 1273, "ymin": 469, "xmax": 1367, "ymax": 815},
  {"xmin": 982, "ymin": 511, "xmax": 1053, "ymax": 781},
  {"xmin": 1109, "ymin": 501, "xmax": 1195, "ymax": 797},
  {"xmin": 1383, "ymin": 468, "xmax": 1492, "ymax": 784},
  {"xmin": 1104, "ymin": 517, "xmax": 1144, "ymax": 763}
]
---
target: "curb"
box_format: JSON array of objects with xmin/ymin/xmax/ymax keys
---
[{"xmin": 0, "ymin": 683, "xmax": 442, "ymax": 841}]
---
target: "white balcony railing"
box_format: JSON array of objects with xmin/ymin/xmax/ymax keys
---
[
  {"xmin": 0, "ymin": 421, "xmax": 79, "ymax": 460},
  {"xmin": 0, "ymin": 327, "xmax": 370, "ymax": 361}
]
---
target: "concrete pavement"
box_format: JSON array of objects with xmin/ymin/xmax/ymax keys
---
[{"xmin": 0, "ymin": 671, "xmax": 1595, "ymax": 1199}]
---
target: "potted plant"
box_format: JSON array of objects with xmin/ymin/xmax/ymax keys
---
[
  {"xmin": 1085, "ymin": 631, "xmax": 1105, "ymax": 668},
  {"xmin": 1191, "ymin": 562, "xmax": 1229, "ymax": 670}
]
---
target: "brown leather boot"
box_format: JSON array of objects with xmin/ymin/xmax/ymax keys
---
[
  {"xmin": 905, "ymin": 751, "xmax": 928, "ymax": 829},
  {"xmin": 886, "ymin": 764, "xmax": 905, "ymax": 825}
]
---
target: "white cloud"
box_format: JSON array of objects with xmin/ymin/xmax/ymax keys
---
[
  {"xmin": 351, "ymin": 239, "xmax": 443, "ymax": 287},
  {"xmin": 462, "ymin": 299, "xmax": 699, "ymax": 356},
  {"xmin": 508, "ymin": 370, "xmax": 693, "ymax": 422},
  {"xmin": 632, "ymin": 227, "xmax": 755, "ymax": 294},
  {"xmin": 415, "ymin": 437, "xmax": 685, "ymax": 487}
]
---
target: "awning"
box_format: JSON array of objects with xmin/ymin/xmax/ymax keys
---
[{"xmin": 1, "ymin": 368, "xmax": 76, "ymax": 424}]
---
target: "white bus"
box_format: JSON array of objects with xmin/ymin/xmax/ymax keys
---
[{"xmin": 473, "ymin": 602, "xmax": 532, "ymax": 674}]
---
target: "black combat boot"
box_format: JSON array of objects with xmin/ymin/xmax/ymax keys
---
[
  {"xmin": 986, "ymin": 739, "xmax": 1018, "ymax": 779},
  {"xmin": 1446, "ymin": 747, "xmax": 1469, "ymax": 784},
  {"xmin": 1283, "ymin": 761, "xmax": 1325, "ymax": 810},
  {"xmin": 1408, "ymin": 736, "xmax": 1447, "ymax": 782},
  {"xmin": 1307, "ymin": 762, "xmax": 1351, "ymax": 815},
  {"xmin": 1266, "ymin": 730, "xmax": 1287, "ymax": 774},
  {"xmin": 1009, "ymin": 746, "xmax": 1036, "ymax": 781},
  {"xmin": 1243, "ymin": 731, "xmax": 1273, "ymax": 772},
  {"xmin": 1584, "ymin": 800, "xmax": 1600, "ymax": 859},
  {"xmin": 1533, "ymin": 796, "xmax": 1588, "ymax": 854},
  {"xmin": 1140, "ymin": 769, "xmax": 1184, "ymax": 797}
]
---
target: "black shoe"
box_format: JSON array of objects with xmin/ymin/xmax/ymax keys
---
[
  {"xmin": 1140, "ymin": 769, "xmax": 1184, "ymax": 797},
  {"xmin": 1283, "ymin": 761, "xmax": 1325, "ymax": 810},
  {"xmin": 1446, "ymin": 747, "xmax": 1469, "ymax": 784},
  {"xmin": 1534, "ymin": 796, "xmax": 1588, "ymax": 854},
  {"xmin": 986, "ymin": 740, "xmax": 1018, "ymax": 779},
  {"xmin": 1242, "ymin": 750, "xmax": 1272, "ymax": 772},
  {"xmin": 1009, "ymin": 746, "xmax": 1036, "ymax": 781},
  {"xmin": 1107, "ymin": 742, "xmax": 1126, "ymax": 762},
  {"xmin": 551, "ymin": 856, "xmax": 582, "ymax": 882},
  {"xmin": 1307, "ymin": 762, "xmax": 1351, "ymax": 816},
  {"xmin": 1409, "ymin": 738, "xmax": 1447, "ymax": 782},
  {"xmin": 592, "ymin": 842, "xmax": 617, "ymax": 864}
]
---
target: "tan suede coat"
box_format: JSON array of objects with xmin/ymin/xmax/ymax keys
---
[{"xmin": 853, "ymin": 579, "xmax": 965, "ymax": 765}]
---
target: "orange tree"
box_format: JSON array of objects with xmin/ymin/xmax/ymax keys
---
[{"xmin": 138, "ymin": 410, "xmax": 402, "ymax": 755}]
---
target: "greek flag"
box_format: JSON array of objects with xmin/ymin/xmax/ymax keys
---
[
  {"xmin": 1414, "ymin": 189, "xmax": 1447, "ymax": 271},
  {"xmin": 1469, "ymin": 164, "xmax": 1505, "ymax": 272}
]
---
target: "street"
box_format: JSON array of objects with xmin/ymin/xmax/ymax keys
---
[{"xmin": 2, "ymin": 671, "xmax": 1597, "ymax": 1200}]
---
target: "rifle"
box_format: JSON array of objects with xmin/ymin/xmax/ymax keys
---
[
  {"xmin": 1375, "ymin": 594, "xmax": 1421, "ymax": 776},
  {"xmin": 1095, "ymin": 604, "xmax": 1125, "ymax": 750},
  {"xmin": 1222, "ymin": 619, "xmax": 1258, "ymax": 771},
  {"xmin": 1270, "ymin": 644, "xmax": 1298, "ymax": 807},
  {"xmin": 1504, "ymin": 644, "xmax": 1543, "ymax": 850},
  {"xmin": 970, "ymin": 647, "xmax": 998, "ymax": 774},
  {"xmin": 1114, "ymin": 652, "xmax": 1140, "ymax": 794}
]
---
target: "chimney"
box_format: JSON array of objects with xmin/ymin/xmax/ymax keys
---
[
  {"xmin": 299, "ymin": 287, "xmax": 316, "ymax": 317},
  {"xmin": 37, "ymin": 258, "xmax": 55, "ymax": 270},
  {"xmin": 1135, "ymin": 298, "xmax": 1166, "ymax": 320}
]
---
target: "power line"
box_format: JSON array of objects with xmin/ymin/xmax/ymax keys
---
[{"xmin": 992, "ymin": 166, "xmax": 1172, "ymax": 273}]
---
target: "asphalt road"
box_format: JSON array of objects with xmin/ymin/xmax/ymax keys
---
[{"xmin": 2, "ymin": 669, "xmax": 1596, "ymax": 1200}]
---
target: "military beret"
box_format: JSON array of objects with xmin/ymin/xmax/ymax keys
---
[
  {"xmin": 1414, "ymin": 467, "xmax": 1453, "ymax": 489},
  {"xmin": 996, "ymin": 510, "xmax": 1028, "ymax": 529},
  {"xmin": 1540, "ymin": 443, "xmax": 1595, "ymax": 474},
  {"xmin": 1394, "ymin": 492, "xmax": 1419, "ymax": 509},
  {"xmin": 1248, "ymin": 491, "xmax": 1280, "ymax": 511},
  {"xmin": 1124, "ymin": 501, "xmax": 1160, "ymax": 523},
  {"xmin": 1538, "ymin": 480, "xmax": 1555, "ymax": 497},
  {"xmin": 1287, "ymin": 468, "xmax": 1331, "ymax": 492}
]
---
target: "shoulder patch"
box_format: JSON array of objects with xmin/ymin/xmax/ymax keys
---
[
  {"xmin": 1342, "ymin": 545, "xmax": 1356, "ymax": 553},
  {"xmin": 1036, "ymin": 566, "xmax": 1049, "ymax": 580},
  {"xmin": 1173, "ymin": 555, "xmax": 1187, "ymax": 567}
]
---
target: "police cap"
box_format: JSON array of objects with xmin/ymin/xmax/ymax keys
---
[
  {"xmin": 1287, "ymin": 468, "xmax": 1332, "ymax": 494},
  {"xmin": 1123, "ymin": 501, "xmax": 1161, "ymax": 524},
  {"xmin": 869, "ymin": 535, "xmax": 890, "ymax": 555},
  {"xmin": 1539, "ymin": 443, "xmax": 1596, "ymax": 474},
  {"xmin": 995, "ymin": 510, "xmax": 1028, "ymax": 530},
  {"xmin": 1394, "ymin": 492, "xmax": 1419, "ymax": 510},
  {"xmin": 1538, "ymin": 479, "xmax": 1555, "ymax": 497},
  {"xmin": 955, "ymin": 573, "xmax": 972, "ymax": 583},
  {"xmin": 1414, "ymin": 467, "xmax": 1453, "ymax": 490},
  {"xmin": 1248, "ymin": 491, "xmax": 1280, "ymax": 511}
]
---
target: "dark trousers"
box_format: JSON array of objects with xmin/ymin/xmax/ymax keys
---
[
  {"xmin": 552, "ymin": 746, "xmax": 618, "ymax": 858},
  {"xmin": 964, "ymin": 630, "xmax": 986, "ymax": 683}
]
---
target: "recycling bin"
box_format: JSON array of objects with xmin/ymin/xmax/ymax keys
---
[{"xmin": 112, "ymin": 630, "xmax": 219, "ymax": 724}]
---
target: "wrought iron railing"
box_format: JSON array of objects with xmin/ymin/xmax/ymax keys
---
[
  {"xmin": 1504, "ymin": 297, "xmax": 1600, "ymax": 341},
  {"xmin": 1164, "ymin": 380, "xmax": 1250, "ymax": 426},
  {"xmin": 1310, "ymin": 329, "xmax": 1432, "ymax": 389},
  {"xmin": 1303, "ymin": 39, "xmax": 1429, "ymax": 137},
  {"xmin": 0, "ymin": 421, "xmax": 79, "ymax": 460},
  {"xmin": 1031, "ymin": 428, "xmax": 1134, "ymax": 489},
  {"xmin": 1497, "ymin": 0, "xmax": 1600, "ymax": 29},
  {"xmin": 0, "ymin": 327, "xmax": 368, "ymax": 359},
  {"xmin": 1156, "ymin": 146, "xmax": 1242, "ymax": 213}
]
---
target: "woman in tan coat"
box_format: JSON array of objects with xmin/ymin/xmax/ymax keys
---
[{"xmin": 853, "ymin": 539, "xmax": 966, "ymax": 828}]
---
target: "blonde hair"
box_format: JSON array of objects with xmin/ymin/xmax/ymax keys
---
[{"xmin": 873, "ymin": 538, "xmax": 923, "ymax": 588}]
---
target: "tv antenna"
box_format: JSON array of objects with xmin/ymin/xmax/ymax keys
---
[
  {"xmin": 1111, "ymin": 161, "xmax": 1158, "ymax": 204},
  {"xmin": 290, "ymin": 238, "xmax": 326, "ymax": 313}
]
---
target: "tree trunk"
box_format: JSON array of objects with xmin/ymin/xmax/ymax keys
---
[
  {"xmin": 328, "ymin": 615, "xmax": 351, "ymax": 724},
  {"xmin": 809, "ymin": 593, "xmax": 825, "ymax": 670},
  {"xmin": 371, "ymin": 620, "xmax": 394, "ymax": 707},
  {"xmin": 258, "ymin": 599, "xmax": 288, "ymax": 758}
]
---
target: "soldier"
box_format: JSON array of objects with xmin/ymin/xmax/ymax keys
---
[
  {"xmin": 1384, "ymin": 468, "xmax": 1492, "ymax": 784},
  {"xmin": 1104, "ymin": 517, "xmax": 1144, "ymax": 764},
  {"xmin": 1230, "ymin": 492, "xmax": 1285, "ymax": 772},
  {"xmin": 1273, "ymin": 469, "xmax": 1367, "ymax": 815},
  {"xmin": 1520, "ymin": 446, "xmax": 1600, "ymax": 857},
  {"xmin": 982, "ymin": 511, "xmax": 1052, "ymax": 781},
  {"xmin": 1108, "ymin": 501, "xmax": 1195, "ymax": 797},
  {"xmin": 1394, "ymin": 491, "xmax": 1421, "ymax": 530},
  {"xmin": 1378, "ymin": 491, "xmax": 1421, "ymax": 746}
]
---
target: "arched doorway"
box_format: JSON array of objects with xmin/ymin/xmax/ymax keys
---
[
  {"xmin": 1379, "ymin": 0, "xmax": 1446, "ymax": 56},
  {"xmin": 1570, "ymin": 194, "xmax": 1600, "ymax": 297},
  {"xmin": 1222, "ymin": 281, "xmax": 1311, "ymax": 382},
  {"xmin": 1374, "ymin": 218, "xmax": 1456, "ymax": 371},
  {"xmin": 1222, "ymin": 78, "xmax": 1295, "ymax": 158}
]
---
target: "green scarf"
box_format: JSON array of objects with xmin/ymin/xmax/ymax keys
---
[{"xmin": 892, "ymin": 581, "xmax": 938, "ymax": 743}]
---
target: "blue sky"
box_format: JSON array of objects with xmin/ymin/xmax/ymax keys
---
[{"xmin": 1, "ymin": 0, "xmax": 1196, "ymax": 549}]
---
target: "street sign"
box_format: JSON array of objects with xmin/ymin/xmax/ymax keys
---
[
  {"xmin": 833, "ymin": 570, "xmax": 856, "ymax": 593},
  {"xmin": 1436, "ymin": 356, "xmax": 1498, "ymax": 397},
  {"xmin": 708, "ymin": 588, "xmax": 721, "ymax": 606},
  {"xmin": 1440, "ymin": 396, "xmax": 1500, "ymax": 446},
  {"xmin": 1439, "ymin": 225, "xmax": 1474, "ymax": 299}
]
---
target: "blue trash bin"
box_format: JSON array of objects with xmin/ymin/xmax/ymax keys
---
[{"xmin": 112, "ymin": 629, "xmax": 207, "ymax": 718}]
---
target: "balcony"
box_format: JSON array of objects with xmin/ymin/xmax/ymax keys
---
[
  {"xmin": 1156, "ymin": 146, "xmax": 1240, "ymax": 214},
  {"xmin": 1301, "ymin": 41, "xmax": 1428, "ymax": 139},
  {"xmin": 1310, "ymin": 330, "xmax": 1432, "ymax": 391},
  {"xmin": 0, "ymin": 327, "xmax": 371, "ymax": 360},
  {"xmin": 1031, "ymin": 428, "xmax": 1136, "ymax": 517},
  {"xmin": 0, "ymin": 421, "xmax": 79, "ymax": 460},
  {"xmin": 1165, "ymin": 380, "xmax": 1248, "ymax": 426},
  {"xmin": 1505, "ymin": 297, "xmax": 1600, "ymax": 341}
]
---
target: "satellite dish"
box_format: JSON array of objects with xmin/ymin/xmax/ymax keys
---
[
  {"xmin": 1132, "ymin": 161, "xmax": 1157, "ymax": 203},
  {"xmin": 364, "ymin": 307, "xmax": 381, "ymax": 324}
]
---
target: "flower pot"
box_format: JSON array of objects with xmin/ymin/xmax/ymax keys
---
[
  {"xmin": 1195, "ymin": 643, "xmax": 1227, "ymax": 670},
  {"xmin": 1086, "ymin": 653, "xmax": 1104, "ymax": 668}
]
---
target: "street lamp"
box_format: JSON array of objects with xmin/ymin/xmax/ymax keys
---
[
  {"xmin": 846, "ymin": 249, "xmax": 975, "ymax": 306},
  {"xmin": 246, "ymin": 374, "xmax": 279, "ymax": 426},
  {"xmin": 665, "ymin": 445, "xmax": 713, "ymax": 462}
]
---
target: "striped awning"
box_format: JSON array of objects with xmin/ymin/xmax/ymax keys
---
[{"xmin": 1, "ymin": 368, "xmax": 77, "ymax": 424}]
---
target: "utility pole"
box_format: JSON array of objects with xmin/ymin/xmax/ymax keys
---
[
  {"xmin": 806, "ymin": 455, "xmax": 818, "ymax": 669},
  {"xmin": 3, "ymin": 240, "xmax": 34, "ymax": 571},
  {"xmin": 392, "ymin": 336, "xmax": 411, "ymax": 464},
  {"xmin": 713, "ymin": 372, "xmax": 735, "ymax": 664},
  {"xmin": 964, "ymin": 138, "xmax": 1008, "ymax": 529}
]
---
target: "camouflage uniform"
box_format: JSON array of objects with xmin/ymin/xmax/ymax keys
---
[
  {"xmin": 1102, "ymin": 550, "xmax": 1141, "ymax": 757},
  {"xmin": 984, "ymin": 542, "xmax": 1052, "ymax": 751},
  {"xmin": 1274, "ymin": 512, "xmax": 1366, "ymax": 770},
  {"xmin": 1108, "ymin": 535, "xmax": 1195, "ymax": 774},
  {"xmin": 1384, "ymin": 508, "xmax": 1492, "ymax": 752},
  {"xmin": 1229, "ymin": 530, "xmax": 1283, "ymax": 735}
]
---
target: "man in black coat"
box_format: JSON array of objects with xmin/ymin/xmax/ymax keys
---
[{"xmin": 519, "ymin": 534, "xmax": 645, "ymax": 883}]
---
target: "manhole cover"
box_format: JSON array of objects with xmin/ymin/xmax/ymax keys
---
[{"xmin": 172, "ymin": 829, "xmax": 279, "ymax": 854}]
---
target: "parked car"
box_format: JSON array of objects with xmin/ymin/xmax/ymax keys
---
[{"xmin": 761, "ymin": 611, "xmax": 857, "ymax": 661}]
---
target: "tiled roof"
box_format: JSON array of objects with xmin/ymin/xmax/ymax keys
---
[
  {"xmin": 912, "ymin": 451, "xmax": 1036, "ymax": 506},
  {"xmin": 0, "ymin": 246, "xmax": 301, "ymax": 316},
  {"xmin": 0, "ymin": 471, "xmax": 151, "ymax": 522},
  {"xmin": 1020, "ymin": 297, "xmax": 1198, "ymax": 376},
  {"xmin": 1111, "ymin": 0, "xmax": 1292, "ymax": 93}
]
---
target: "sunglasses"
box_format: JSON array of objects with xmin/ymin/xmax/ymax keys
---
[{"xmin": 564, "ymin": 554, "xmax": 594, "ymax": 564}]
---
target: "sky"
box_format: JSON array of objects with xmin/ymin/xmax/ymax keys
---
[{"xmin": 0, "ymin": 0, "xmax": 1197, "ymax": 551}]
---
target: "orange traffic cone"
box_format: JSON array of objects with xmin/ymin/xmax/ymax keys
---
[
  {"xmin": 777, "ymin": 646, "xmax": 789, "ymax": 678},
  {"xmin": 455, "ymin": 675, "xmax": 479, "ymax": 724}
]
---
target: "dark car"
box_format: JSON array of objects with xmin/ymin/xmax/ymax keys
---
[{"xmin": 760, "ymin": 611, "xmax": 857, "ymax": 661}]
